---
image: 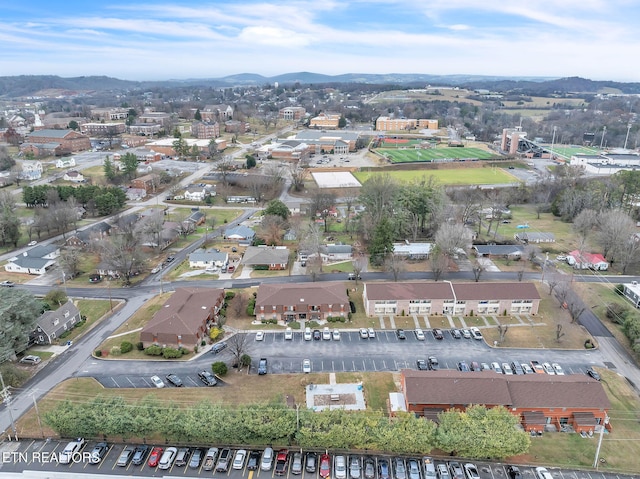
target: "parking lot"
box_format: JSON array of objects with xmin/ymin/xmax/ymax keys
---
[
  {"xmin": 0, "ymin": 439, "xmax": 634, "ymax": 479},
  {"xmin": 85, "ymin": 329, "xmax": 604, "ymax": 389}
]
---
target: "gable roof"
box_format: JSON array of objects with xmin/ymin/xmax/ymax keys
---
[
  {"xmin": 568, "ymin": 250, "xmax": 607, "ymax": 264},
  {"xmin": 324, "ymin": 244, "xmax": 352, "ymax": 254},
  {"xmin": 189, "ymin": 249, "xmax": 228, "ymax": 263},
  {"xmin": 242, "ymin": 246, "xmax": 290, "ymax": 265},
  {"xmin": 256, "ymin": 282, "xmax": 349, "ymax": 308},
  {"xmin": 28, "ymin": 129, "xmax": 74, "ymax": 139},
  {"xmin": 141, "ymin": 287, "xmax": 224, "ymax": 338},
  {"xmin": 225, "ymin": 225, "xmax": 255, "ymax": 239},
  {"xmin": 26, "ymin": 244, "xmax": 58, "ymax": 258},
  {"xmin": 365, "ymin": 281, "xmax": 540, "ymax": 301},
  {"xmin": 515, "ymin": 232, "xmax": 555, "ymax": 241},
  {"xmin": 473, "ymin": 245, "xmax": 524, "ymax": 255},
  {"xmin": 402, "ymin": 370, "xmax": 610, "ymax": 410},
  {"xmin": 37, "ymin": 300, "xmax": 80, "ymax": 336}
]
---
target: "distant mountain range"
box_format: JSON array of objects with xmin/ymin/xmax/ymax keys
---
[{"xmin": 1, "ymin": 72, "xmax": 639, "ymax": 98}]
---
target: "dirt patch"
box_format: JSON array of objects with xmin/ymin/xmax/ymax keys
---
[{"xmin": 313, "ymin": 393, "xmax": 356, "ymax": 406}]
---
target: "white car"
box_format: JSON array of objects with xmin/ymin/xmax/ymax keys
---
[
  {"xmin": 462, "ymin": 329, "xmax": 472, "ymax": 339},
  {"xmin": 28, "ymin": 240, "xmax": 38, "ymax": 246},
  {"xmin": 284, "ymin": 327, "xmax": 293, "ymax": 340},
  {"xmin": 322, "ymin": 327, "xmax": 331, "ymax": 340},
  {"xmin": 552, "ymin": 363, "xmax": 565, "ymax": 375},
  {"xmin": 367, "ymin": 328, "xmax": 376, "ymax": 338},
  {"xmin": 233, "ymin": 449, "xmax": 247, "ymax": 470},
  {"xmin": 304, "ymin": 327, "xmax": 312, "ymax": 341},
  {"xmin": 302, "ymin": 359, "xmax": 312, "ymax": 373},
  {"xmin": 150, "ymin": 375, "xmax": 165, "ymax": 388},
  {"xmin": 502, "ymin": 363, "xmax": 513, "ymax": 375},
  {"xmin": 255, "ymin": 331, "xmax": 264, "ymax": 341},
  {"xmin": 556, "ymin": 254, "xmax": 567, "ymax": 261},
  {"xmin": 491, "ymin": 362, "xmax": 502, "ymax": 374},
  {"xmin": 414, "ymin": 329, "xmax": 426, "ymax": 340},
  {"xmin": 535, "ymin": 467, "xmax": 553, "ymax": 479},
  {"xmin": 332, "ymin": 329, "xmax": 341, "ymax": 341},
  {"xmin": 359, "ymin": 328, "xmax": 369, "ymax": 339},
  {"xmin": 470, "ymin": 327, "xmax": 483, "ymax": 340},
  {"xmin": 521, "ymin": 363, "xmax": 534, "ymax": 374},
  {"xmin": 542, "ymin": 362, "xmax": 556, "ymax": 375}
]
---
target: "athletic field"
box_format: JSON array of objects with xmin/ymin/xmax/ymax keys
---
[
  {"xmin": 376, "ymin": 146, "xmax": 495, "ymax": 163},
  {"xmin": 353, "ymin": 168, "xmax": 518, "ymax": 186},
  {"xmin": 545, "ymin": 145, "xmax": 600, "ymax": 160}
]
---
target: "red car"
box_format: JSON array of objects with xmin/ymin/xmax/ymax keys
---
[
  {"xmin": 148, "ymin": 447, "xmax": 163, "ymax": 468},
  {"xmin": 320, "ymin": 453, "xmax": 331, "ymax": 479}
]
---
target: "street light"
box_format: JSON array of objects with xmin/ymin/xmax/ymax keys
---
[{"xmin": 593, "ymin": 415, "xmax": 609, "ymax": 469}]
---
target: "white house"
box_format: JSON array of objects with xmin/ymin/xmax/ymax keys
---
[
  {"xmin": 20, "ymin": 161, "xmax": 43, "ymax": 180},
  {"xmin": 56, "ymin": 157, "xmax": 76, "ymax": 168},
  {"xmin": 393, "ymin": 242, "xmax": 433, "ymax": 259},
  {"xmin": 188, "ymin": 249, "xmax": 228, "ymax": 269},
  {"xmin": 566, "ymin": 250, "xmax": 609, "ymax": 271},
  {"xmin": 5, "ymin": 244, "xmax": 60, "ymax": 275},
  {"xmin": 63, "ymin": 170, "xmax": 84, "ymax": 183},
  {"xmin": 184, "ymin": 185, "xmax": 210, "ymax": 202}
]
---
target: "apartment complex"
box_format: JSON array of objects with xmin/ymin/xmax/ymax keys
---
[{"xmin": 375, "ymin": 117, "xmax": 438, "ymax": 131}]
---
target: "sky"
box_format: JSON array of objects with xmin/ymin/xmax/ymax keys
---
[{"xmin": 1, "ymin": 1, "xmax": 638, "ymax": 82}]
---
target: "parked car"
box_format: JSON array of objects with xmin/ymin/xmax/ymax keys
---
[
  {"xmin": 521, "ymin": 363, "xmax": 534, "ymax": 374},
  {"xmin": 461, "ymin": 329, "xmax": 472, "ymax": 339},
  {"xmin": 256, "ymin": 331, "xmax": 265, "ymax": 341},
  {"xmin": 491, "ymin": 362, "xmax": 503, "ymax": 374},
  {"xmin": 60, "ymin": 438, "xmax": 86, "ymax": 465},
  {"xmin": 451, "ymin": 328, "xmax": 462, "ymax": 339},
  {"xmin": 320, "ymin": 453, "xmax": 331, "ymax": 478},
  {"xmin": 368, "ymin": 328, "xmax": 376, "ymax": 338},
  {"xmin": 511, "ymin": 362, "xmax": 525, "ymax": 375},
  {"xmin": 360, "ymin": 328, "xmax": 369, "ymax": 339},
  {"xmin": 158, "ymin": 447, "xmax": 178, "ymax": 470},
  {"xmin": 198, "ymin": 370, "xmax": 217, "ymax": 386},
  {"xmin": 408, "ymin": 459, "xmax": 421, "ymax": 479},
  {"xmin": 189, "ymin": 448, "xmax": 204, "ymax": 469},
  {"xmin": 313, "ymin": 329, "xmax": 322, "ymax": 340},
  {"xmin": 227, "ymin": 265, "xmax": 235, "ymax": 273},
  {"xmin": 506, "ymin": 465, "xmax": 522, "ymax": 479},
  {"xmin": 448, "ymin": 461, "xmax": 464, "ymax": 479},
  {"xmin": 530, "ymin": 360, "xmax": 545, "ymax": 374},
  {"xmin": 284, "ymin": 327, "xmax": 293, "ymax": 340},
  {"xmin": 147, "ymin": 446, "xmax": 163, "ymax": 468},
  {"xmin": 89, "ymin": 442, "xmax": 109, "ymax": 464},
  {"xmin": 417, "ymin": 359, "xmax": 429, "ymax": 371},
  {"xmin": 349, "ymin": 456, "xmax": 362, "ymax": 479},
  {"xmin": 304, "ymin": 327, "xmax": 312, "ymax": 341},
  {"xmin": 175, "ymin": 447, "xmax": 191, "ymax": 467},
  {"xmin": 165, "ymin": 373, "xmax": 183, "ymax": 387},
  {"xmin": 258, "ymin": 357, "xmax": 268, "ymax": 375},
  {"xmin": 432, "ymin": 328, "xmax": 444, "ymax": 340},
  {"xmin": 364, "ymin": 457, "xmax": 376, "ymax": 479},
  {"xmin": 542, "ymin": 362, "xmax": 555, "ymax": 375},
  {"xmin": 378, "ymin": 458, "xmax": 391, "ymax": 479},
  {"xmin": 132, "ymin": 445, "xmax": 149, "ymax": 466},
  {"xmin": 306, "ymin": 452, "xmax": 317, "ymax": 473},
  {"xmin": 216, "ymin": 448, "xmax": 232, "ymax": 472},
  {"xmin": 470, "ymin": 327, "xmax": 483, "ymax": 339},
  {"xmin": 463, "ymin": 463, "xmax": 480, "ymax": 479},
  {"xmin": 436, "ymin": 463, "xmax": 450, "ymax": 479},
  {"xmin": 414, "ymin": 329, "xmax": 426, "ymax": 340},
  {"xmin": 28, "ymin": 240, "xmax": 38, "ymax": 246},
  {"xmin": 586, "ymin": 366, "xmax": 601, "ymax": 381},
  {"xmin": 233, "ymin": 450, "xmax": 247, "ymax": 470},
  {"xmin": 535, "ymin": 467, "xmax": 553, "ymax": 479},
  {"xmin": 292, "ymin": 452, "xmax": 304, "ymax": 475},
  {"xmin": 396, "ymin": 329, "xmax": 407, "ymax": 340},
  {"xmin": 393, "ymin": 457, "xmax": 407, "ymax": 479},
  {"xmin": 322, "ymin": 327, "xmax": 332, "ymax": 340},
  {"xmin": 457, "ymin": 361, "xmax": 470, "ymax": 372},
  {"xmin": 481, "ymin": 362, "xmax": 491, "ymax": 371},
  {"xmin": 261, "ymin": 447, "xmax": 274, "ymax": 471},
  {"xmin": 116, "ymin": 445, "xmax": 135, "ymax": 467},
  {"xmin": 422, "ymin": 457, "xmax": 437, "ymax": 479},
  {"xmin": 275, "ymin": 449, "xmax": 289, "ymax": 476},
  {"xmin": 0, "ymin": 281, "xmax": 15, "ymax": 287},
  {"xmin": 211, "ymin": 341, "xmax": 228, "ymax": 353},
  {"xmin": 332, "ymin": 329, "xmax": 341, "ymax": 340},
  {"xmin": 348, "ymin": 273, "xmax": 361, "ymax": 280},
  {"xmin": 552, "ymin": 363, "xmax": 565, "ymax": 375},
  {"xmin": 470, "ymin": 361, "xmax": 481, "ymax": 371},
  {"xmin": 19, "ymin": 355, "xmax": 41, "ymax": 365},
  {"xmin": 335, "ymin": 455, "xmax": 347, "ymax": 479},
  {"xmin": 302, "ymin": 359, "xmax": 312, "ymax": 373},
  {"xmin": 502, "ymin": 363, "xmax": 513, "ymax": 375}
]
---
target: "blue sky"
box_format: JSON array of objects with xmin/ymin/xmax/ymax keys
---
[{"xmin": 1, "ymin": 1, "xmax": 637, "ymax": 81}]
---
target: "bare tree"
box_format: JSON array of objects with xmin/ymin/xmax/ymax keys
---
[
  {"xmin": 233, "ymin": 293, "xmax": 248, "ymax": 316},
  {"xmin": 472, "ymin": 261, "xmax": 485, "ymax": 282},
  {"xmin": 517, "ymin": 264, "xmax": 526, "ymax": 281},
  {"xmin": 497, "ymin": 323, "xmax": 509, "ymax": 343},
  {"xmin": 351, "ymin": 256, "xmax": 366, "ymax": 286},
  {"xmin": 555, "ymin": 324, "xmax": 565, "ymax": 342},
  {"xmin": 429, "ymin": 246, "xmax": 448, "ymax": 282},
  {"xmin": 226, "ymin": 333, "xmax": 253, "ymax": 370},
  {"xmin": 98, "ymin": 223, "xmax": 147, "ymax": 285},
  {"xmin": 450, "ymin": 186, "xmax": 483, "ymax": 224},
  {"xmin": 566, "ymin": 299, "xmax": 586, "ymax": 324},
  {"xmin": 301, "ymin": 222, "xmax": 325, "ymax": 274},
  {"xmin": 137, "ymin": 211, "xmax": 165, "ymax": 251},
  {"xmin": 555, "ymin": 281, "xmax": 571, "ymax": 309},
  {"xmin": 259, "ymin": 214, "xmax": 287, "ymax": 245},
  {"xmin": 58, "ymin": 247, "xmax": 83, "ymax": 279},
  {"xmin": 289, "ymin": 164, "xmax": 306, "ymax": 192},
  {"xmin": 309, "ymin": 192, "xmax": 336, "ymax": 233},
  {"xmin": 384, "ymin": 254, "xmax": 406, "ymax": 282},
  {"xmin": 216, "ymin": 156, "xmax": 235, "ymax": 186},
  {"xmin": 434, "ymin": 222, "xmax": 472, "ymax": 258},
  {"xmin": 343, "ymin": 196, "xmax": 358, "ymax": 234}
]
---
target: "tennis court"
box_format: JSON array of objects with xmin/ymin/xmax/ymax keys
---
[{"xmin": 377, "ymin": 146, "xmax": 496, "ymax": 163}]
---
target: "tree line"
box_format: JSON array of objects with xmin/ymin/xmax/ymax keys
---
[{"xmin": 44, "ymin": 399, "xmax": 528, "ymax": 459}]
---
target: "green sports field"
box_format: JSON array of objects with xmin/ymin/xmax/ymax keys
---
[
  {"xmin": 376, "ymin": 147, "xmax": 495, "ymax": 163},
  {"xmin": 544, "ymin": 145, "xmax": 600, "ymax": 160},
  {"xmin": 353, "ymin": 168, "xmax": 518, "ymax": 186}
]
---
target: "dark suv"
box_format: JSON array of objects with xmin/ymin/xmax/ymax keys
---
[{"xmin": 258, "ymin": 358, "xmax": 268, "ymax": 375}]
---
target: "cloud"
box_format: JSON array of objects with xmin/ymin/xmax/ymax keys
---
[{"xmin": 238, "ymin": 26, "xmax": 313, "ymax": 47}]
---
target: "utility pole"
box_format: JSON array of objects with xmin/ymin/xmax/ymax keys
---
[
  {"xmin": 593, "ymin": 415, "xmax": 609, "ymax": 469},
  {"xmin": 32, "ymin": 393, "xmax": 44, "ymax": 438},
  {"xmin": 0, "ymin": 371, "xmax": 17, "ymax": 441},
  {"xmin": 599, "ymin": 126, "xmax": 607, "ymax": 149}
]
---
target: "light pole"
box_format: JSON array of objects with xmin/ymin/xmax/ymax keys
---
[
  {"xmin": 444, "ymin": 280, "xmax": 456, "ymax": 315},
  {"xmin": 593, "ymin": 415, "xmax": 609, "ymax": 469},
  {"xmin": 550, "ymin": 126, "xmax": 557, "ymax": 160},
  {"xmin": 541, "ymin": 252, "xmax": 549, "ymax": 283}
]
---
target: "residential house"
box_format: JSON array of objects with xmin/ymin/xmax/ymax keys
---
[
  {"xmin": 5, "ymin": 244, "xmax": 60, "ymax": 275},
  {"xmin": 187, "ymin": 210, "xmax": 206, "ymax": 226},
  {"xmin": 393, "ymin": 242, "xmax": 432, "ymax": 260},
  {"xmin": 315, "ymin": 244, "xmax": 353, "ymax": 262},
  {"xmin": 514, "ymin": 232, "xmax": 556, "ymax": 244},
  {"xmin": 131, "ymin": 173, "xmax": 159, "ymax": 193},
  {"xmin": 139, "ymin": 287, "xmax": 225, "ymax": 349},
  {"xmin": 20, "ymin": 161, "xmax": 44, "ymax": 181},
  {"xmin": 189, "ymin": 249, "xmax": 228, "ymax": 269},
  {"xmin": 622, "ymin": 282, "xmax": 640, "ymax": 308},
  {"xmin": 472, "ymin": 244, "xmax": 524, "ymax": 259},
  {"xmin": 184, "ymin": 185, "xmax": 211, "ymax": 202},
  {"xmin": 19, "ymin": 143, "xmax": 64, "ymax": 158},
  {"xmin": 255, "ymin": 282, "xmax": 349, "ymax": 322},
  {"xmin": 224, "ymin": 225, "xmax": 255, "ymax": 243},
  {"xmin": 30, "ymin": 300, "xmax": 82, "ymax": 345},
  {"xmin": 362, "ymin": 281, "xmax": 540, "ymax": 316},
  {"xmin": 567, "ymin": 250, "xmax": 609, "ymax": 271},
  {"xmin": 125, "ymin": 187, "xmax": 147, "ymax": 201},
  {"xmin": 242, "ymin": 246, "xmax": 290, "ymax": 270},
  {"xmin": 56, "ymin": 157, "xmax": 76, "ymax": 168},
  {"xmin": 401, "ymin": 370, "xmax": 610, "ymax": 434},
  {"xmin": 65, "ymin": 222, "xmax": 111, "ymax": 248},
  {"xmin": 63, "ymin": 170, "xmax": 84, "ymax": 183}
]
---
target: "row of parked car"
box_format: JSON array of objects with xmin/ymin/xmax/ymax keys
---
[
  {"xmin": 149, "ymin": 370, "xmax": 218, "ymax": 388},
  {"xmin": 453, "ymin": 360, "xmax": 566, "ymax": 375}
]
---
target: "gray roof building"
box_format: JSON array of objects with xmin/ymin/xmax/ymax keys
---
[{"xmin": 31, "ymin": 300, "xmax": 82, "ymax": 345}]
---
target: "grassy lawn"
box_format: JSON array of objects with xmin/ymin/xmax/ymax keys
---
[
  {"xmin": 353, "ymin": 168, "xmax": 518, "ymax": 186},
  {"xmin": 96, "ymin": 293, "xmax": 173, "ymax": 358},
  {"xmin": 376, "ymin": 146, "xmax": 495, "ymax": 163}
]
